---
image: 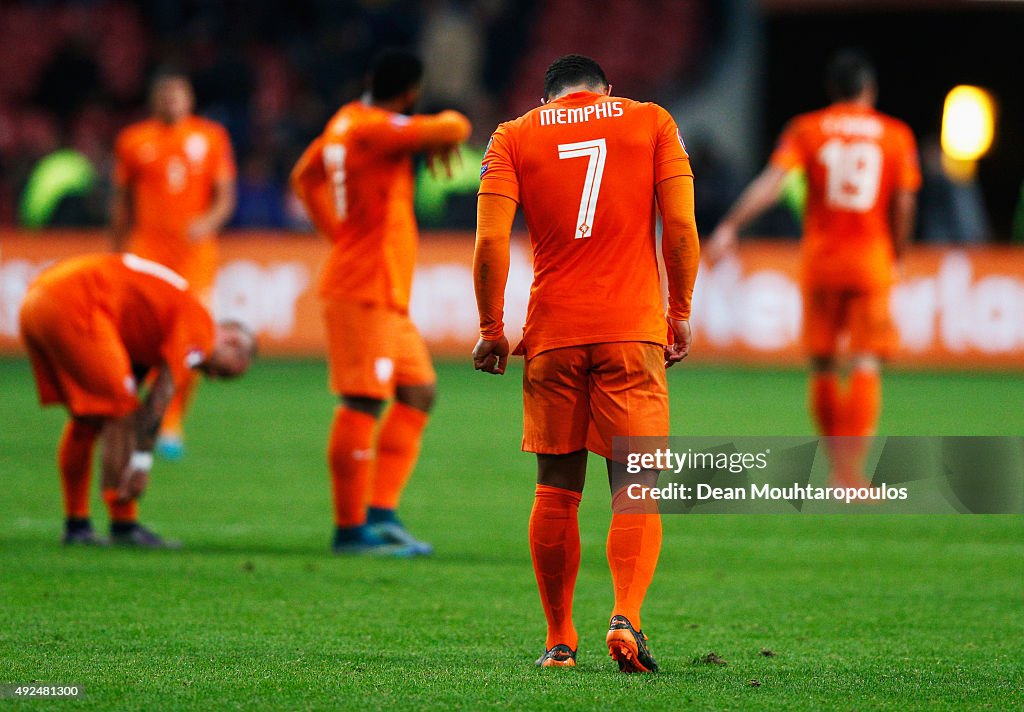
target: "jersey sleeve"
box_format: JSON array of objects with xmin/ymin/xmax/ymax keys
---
[
  {"xmin": 161, "ymin": 300, "xmax": 215, "ymax": 391},
  {"xmin": 289, "ymin": 136, "xmax": 339, "ymax": 239},
  {"xmin": 893, "ymin": 122, "xmax": 922, "ymax": 191},
  {"xmin": 363, "ymin": 110, "xmax": 472, "ymax": 155},
  {"xmin": 653, "ymin": 106, "xmax": 693, "ymax": 184},
  {"xmin": 769, "ymin": 119, "xmax": 805, "ymax": 171},
  {"xmin": 211, "ymin": 124, "xmax": 237, "ymax": 181},
  {"xmin": 477, "ymin": 124, "xmax": 519, "ymax": 203},
  {"xmin": 112, "ymin": 130, "xmax": 136, "ymax": 187}
]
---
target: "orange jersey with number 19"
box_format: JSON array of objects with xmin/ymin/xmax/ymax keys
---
[
  {"xmin": 478, "ymin": 91, "xmax": 692, "ymax": 357},
  {"xmin": 770, "ymin": 102, "xmax": 921, "ymax": 289}
]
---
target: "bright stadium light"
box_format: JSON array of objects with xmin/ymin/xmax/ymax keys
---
[{"xmin": 941, "ymin": 85, "xmax": 996, "ymax": 162}]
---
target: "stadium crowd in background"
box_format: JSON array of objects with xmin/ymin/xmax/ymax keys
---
[
  {"xmin": 0, "ymin": 0, "xmax": 726, "ymax": 234},
  {"xmin": 0, "ymin": 0, "xmax": 522, "ymax": 229},
  {"xmin": 0, "ymin": 1, "xmax": 1018, "ymax": 240}
]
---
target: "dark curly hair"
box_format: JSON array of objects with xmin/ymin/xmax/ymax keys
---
[
  {"xmin": 543, "ymin": 54, "xmax": 608, "ymax": 101},
  {"xmin": 369, "ymin": 48, "xmax": 424, "ymax": 101},
  {"xmin": 826, "ymin": 49, "xmax": 876, "ymax": 102}
]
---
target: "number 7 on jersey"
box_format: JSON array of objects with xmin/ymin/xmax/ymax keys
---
[{"xmin": 557, "ymin": 139, "xmax": 606, "ymax": 239}]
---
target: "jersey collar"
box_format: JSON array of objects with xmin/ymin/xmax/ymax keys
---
[{"xmin": 548, "ymin": 90, "xmax": 606, "ymax": 106}]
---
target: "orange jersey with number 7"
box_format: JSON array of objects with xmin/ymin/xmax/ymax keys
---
[
  {"xmin": 770, "ymin": 102, "xmax": 921, "ymax": 289},
  {"xmin": 478, "ymin": 91, "xmax": 693, "ymax": 357},
  {"xmin": 291, "ymin": 101, "xmax": 471, "ymax": 310}
]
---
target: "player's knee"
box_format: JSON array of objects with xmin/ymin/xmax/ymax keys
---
[
  {"xmin": 810, "ymin": 356, "xmax": 837, "ymax": 373},
  {"xmin": 395, "ymin": 384, "xmax": 436, "ymax": 414},
  {"xmin": 606, "ymin": 458, "xmax": 659, "ymax": 495},
  {"xmin": 72, "ymin": 415, "xmax": 104, "ymax": 431},
  {"xmin": 537, "ymin": 450, "xmax": 588, "ymax": 493},
  {"xmin": 341, "ymin": 395, "xmax": 385, "ymax": 419}
]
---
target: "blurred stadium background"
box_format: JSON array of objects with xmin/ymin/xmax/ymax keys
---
[{"xmin": 1, "ymin": 0, "xmax": 1023, "ymax": 368}]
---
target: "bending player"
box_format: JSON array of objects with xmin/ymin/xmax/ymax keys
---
[
  {"xmin": 707, "ymin": 50, "xmax": 920, "ymax": 484},
  {"xmin": 472, "ymin": 55, "xmax": 699, "ymax": 671},
  {"xmin": 291, "ymin": 49, "xmax": 471, "ymax": 556},
  {"xmin": 19, "ymin": 254, "xmax": 254, "ymax": 547}
]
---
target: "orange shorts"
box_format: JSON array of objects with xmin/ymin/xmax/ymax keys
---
[
  {"xmin": 522, "ymin": 342, "xmax": 668, "ymax": 459},
  {"xmin": 803, "ymin": 285, "xmax": 894, "ymax": 359},
  {"xmin": 322, "ymin": 299, "xmax": 436, "ymax": 400},
  {"xmin": 19, "ymin": 286, "xmax": 139, "ymax": 418}
]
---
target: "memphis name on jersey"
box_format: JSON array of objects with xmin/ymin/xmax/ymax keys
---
[{"xmin": 539, "ymin": 101, "xmax": 625, "ymax": 126}]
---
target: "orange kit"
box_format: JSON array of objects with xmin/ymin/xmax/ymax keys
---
[
  {"xmin": 291, "ymin": 101, "xmax": 470, "ymax": 399},
  {"xmin": 479, "ymin": 91, "xmax": 693, "ymax": 457},
  {"xmin": 770, "ymin": 103, "xmax": 921, "ymax": 357},
  {"xmin": 114, "ymin": 116, "xmax": 236, "ymax": 299},
  {"xmin": 19, "ymin": 254, "xmax": 214, "ymax": 418}
]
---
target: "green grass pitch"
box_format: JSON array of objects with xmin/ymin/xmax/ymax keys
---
[{"xmin": 1, "ymin": 358, "xmax": 1022, "ymax": 711}]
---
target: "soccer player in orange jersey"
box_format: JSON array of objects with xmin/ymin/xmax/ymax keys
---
[
  {"xmin": 112, "ymin": 70, "xmax": 238, "ymax": 461},
  {"xmin": 707, "ymin": 51, "xmax": 920, "ymax": 484},
  {"xmin": 19, "ymin": 254, "xmax": 254, "ymax": 547},
  {"xmin": 472, "ymin": 55, "xmax": 700, "ymax": 671},
  {"xmin": 291, "ymin": 50, "xmax": 471, "ymax": 556}
]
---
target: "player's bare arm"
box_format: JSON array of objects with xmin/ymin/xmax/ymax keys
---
[
  {"xmin": 657, "ymin": 175, "xmax": 700, "ymax": 367},
  {"xmin": 707, "ymin": 164, "xmax": 789, "ymax": 263},
  {"xmin": 121, "ymin": 366, "xmax": 177, "ymax": 502},
  {"xmin": 137, "ymin": 366, "xmax": 176, "ymax": 453},
  {"xmin": 99, "ymin": 415, "xmax": 134, "ymax": 501},
  {"xmin": 188, "ymin": 174, "xmax": 237, "ymax": 241},
  {"xmin": 472, "ymin": 193, "xmax": 516, "ymax": 375},
  {"xmin": 110, "ymin": 184, "xmax": 133, "ymax": 252}
]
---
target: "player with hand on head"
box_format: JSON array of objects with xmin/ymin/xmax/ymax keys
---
[
  {"xmin": 112, "ymin": 69, "xmax": 238, "ymax": 461},
  {"xmin": 291, "ymin": 49, "xmax": 471, "ymax": 556},
  {"xmin": 19, "ymin": 254, "xmax": 254, "ymax": 548},
  {"xmin": 473, "ymin": 55, "xmax": 700, "ymax": 671},
  {"xmin": 706, "ymin": 50, "xmax": 920, "ymax": 484}
]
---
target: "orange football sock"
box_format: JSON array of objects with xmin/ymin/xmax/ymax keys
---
[
  {"xmin": 328, "ymin": 407, "xmax": 378, "ymax": 528},
  {"xmin": 809, "ymin": 371, "xmax": 841, "ymax": 436},
  {"xmin": 102, "ymin": 488, "xmax": 138, "ymax": 523},
  {"xmin": 607, "ymin": 486, "xmax": 662, "ymax": 630},
  {"xmin": 369, "ymin": 403, "xmax": 429, "ymax": 511},
  {"xmin": 846, "ymin": 367, "xmax": 881, "ymax": 437},
  {"xmin": 831, "ymin": 367, "xmax": 882, "ymax": 485},
  {"xmin": 530, "ymin": 484, "xmax": 582, "ymax": 651},
  {"xmin": 59, "ymin": 420, "xmax": 100, "ymax": 518}
]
